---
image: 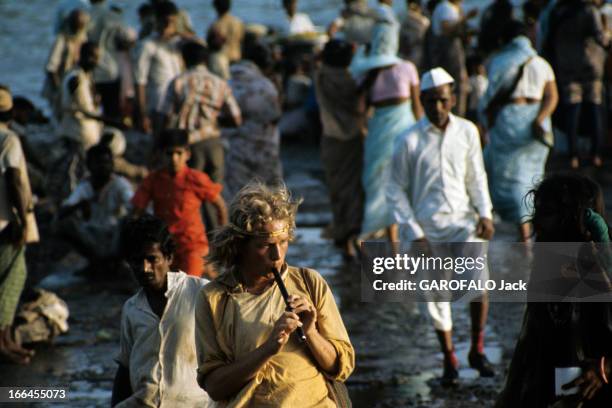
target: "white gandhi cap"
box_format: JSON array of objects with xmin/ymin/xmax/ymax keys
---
[{"xmin": 420, "ymin": 67, "xmax": 455, "ymax": 91}]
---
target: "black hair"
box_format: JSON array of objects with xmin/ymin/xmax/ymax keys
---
[
  {"xmin": 500, "ymin": 19, "xmax": 528, "ymax": 44},
  {"xmin": 121, "ymin": 215, "xmax": 177, "ymax": 258},
  {"xmin": 80, "ymin": 41, "xmax": 99, "ymax": 61},
  {"xmin": 243, "ymin": 41, "xmax": 274, "ymax": 72},
  {"xmin": 154, "ymin": 1, "xmax": 178, "ymax": 20},
  {"xmin": 206, "ymin": 28, "xmax": 226, "ymax": 52},
  {"xmin": 0, "ymin": 84, "xmax": 12, "ymax": 123},
  {"xmin": 159, "ymin": 128, "xmax": 189, "ymax": 150},
  {"xmin": 466, "ymin": 53, "xmax": 484, "ymax": 76},
  {"xmin": 138, "ymin": 3, "xmax": 153, "ymax": 17},
  {"xmin": 12, "ymin": 97, "xmax": 35, "ymax": 112},
  {"xmin": 529, "ymin": 173, "xmax": 608, "ymax": 242},
  {"xmin": 181, "ymin": 41, "xmax": 209, "ymax": 67},
  {"xmin": 322, "ymin": 39, "xmax": 354, "ymax": 68},
  {"xmin": 213, "ymin": 0, "xmax": 231, "ymax": 14},
  {"xmin": 86, "ymin": 142, "xmax": 113, "ymax": 164}
]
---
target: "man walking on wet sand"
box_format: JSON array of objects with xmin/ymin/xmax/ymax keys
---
[{"xmin": 387, "ymin": 67, "xmax": 495, "ymax": 385}]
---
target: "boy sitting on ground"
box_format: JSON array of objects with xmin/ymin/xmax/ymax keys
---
[
  {"xmin": 111, "ymin": 215, "xmax": 211, "ymax": 407},
  {"xmin": 131, "ymin": 129, "xmax": 227, "ymax": 278}
]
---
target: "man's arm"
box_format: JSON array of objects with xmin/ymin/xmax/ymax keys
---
[
  {"xmin": 5, "ymin": 168, "xmax": 28, "ymax": 247},
  {"xmin": 464, "ymin": 124, "xmax": 494, "ymax": 239},
  {"xmin": 196, "ymin": 290, "xmax": 302, "ymax": 401},
  {"xmin": 111, "ymin": 364, "xmax": 132, "ymax": 407},
  {"xmin": 134, "ymin": 42, "xmax": 153, "ymax": 133},
  {"xmin": 211, "ymin": 195, "xmax": 228, "ymax": 226},
  {"xmin": 219, "ymin": 86, "xmax": 242, "ymax": 128}
]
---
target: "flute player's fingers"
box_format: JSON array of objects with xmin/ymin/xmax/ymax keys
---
[{"xmin": 288, "ymin": 296, "xmax": 317, "ymax": 335}]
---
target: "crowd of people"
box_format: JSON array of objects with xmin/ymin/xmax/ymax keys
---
[{"xmin": 0, "ymin": 0, "xmax": 611, "ymax": 406}]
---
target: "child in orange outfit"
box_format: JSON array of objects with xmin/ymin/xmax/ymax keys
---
[{"xmin": 132, "ymin": 129, "xmax": 227, "ymax": 278}]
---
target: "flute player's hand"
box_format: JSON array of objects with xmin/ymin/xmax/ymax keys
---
[
  {"xmin": 264, "ymin": 311, "xmax": 302, "ymax": 355},
  {"xmin": 288, "ymin": 295, "xmax": 317, "ymax": 336}
]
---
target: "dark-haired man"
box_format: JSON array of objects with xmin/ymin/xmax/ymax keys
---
[
  {"xmin": 132, "ymin": 129, "xmax": 228, "ymax": 278},
  {"xmin": 387, "ymin": 67, "xmax": 495, "ymax": 385},
  {"xmin": 161, "ymin": 41, "xmax": 240, "ymax": 234},
  {"xmin": 111, "ymin": 215, "xmax": 211, "ymax": 407},
  {"xmin": 134, "ymin": 0, "xmax": 183, "ymax": 135},
  {"xmin": 209, "ymin": 0, "xmax": 244, "ymax": 63}
]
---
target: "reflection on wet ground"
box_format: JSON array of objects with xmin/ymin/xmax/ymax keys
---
[{"xmin": 1, "ymin": 141, "xmax": 523, "ymax": 407}]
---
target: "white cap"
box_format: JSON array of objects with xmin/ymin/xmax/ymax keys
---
[{"xmin": 420, "ymin": 67, "xmax": 454, "ymax": 91}]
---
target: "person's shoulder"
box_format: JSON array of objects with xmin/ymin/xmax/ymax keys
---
[
  {"xmin": 183, "ymin": 273, "xmax": 210, "ymax": 288},
  {"xmin": 111, "ymin": 174, "xmax": 133, "ymax": 188},
  {"xmin": 453, "ymin": 114, "xmax": 477, "ymax": 129},
  {"xmin": 287, "ymin": 265, "xmax": 327, "ymax": 287},
  {"xmin": 176, "ymin": 272, "xmax": 209, "ymax": 294},
  {"xmin": 399, "ymin": 59, "xmax": 418, "ymax": 73},
  {"xmin": 121, "ymin": 290, "xmax": 144, "ymax": 317},
  {"xmin": 0, "ymin": 129, "xmax": 22, "ymax": 154},
  {"xmin": 186, "ymin": 167, "xmax": 214, "ymax": 185},
  {"xmin": 395, "ymin": 120, "xmax": 423, "ymax": 149},
  {"xmin": 452, "ymin": 115, "xmax": 480, "ymax": 140},
  {"xmin": 531, "ymin": 55, "xmax": 554, "ymax": 72},
  {"xmin": 227, "ymin": 13, "xmax": 243, "ymax": 26}
]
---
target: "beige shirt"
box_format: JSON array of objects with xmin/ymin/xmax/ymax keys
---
[
  {"xmin": 116, "ymin": 271, "xmax": 212, "ymax": 408},
  {"xmin": 57, "ymin": 67, "xmax": 102, "ymax": 149},
  {"xmin": 210, "ymin": 13, "xmax": 244, "ymax": 62},
  {"xmin": 0, "ymin": 124, "xmax": 39, "ymax": 243},
  {"xmin": 195, "ymin": 265, "xmax": 355, "ymax": 408}
]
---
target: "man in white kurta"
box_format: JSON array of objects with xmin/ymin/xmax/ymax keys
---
[{"xmin": 387, "ymin": 67, "xmax": 495, "ymax": 385}]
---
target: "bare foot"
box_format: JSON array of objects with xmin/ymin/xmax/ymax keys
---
[
  {"xmin": 0, "ymin": 347, "xmax": 30, "ymax": 365},
  {"xmin": 2, "ymin": 328, "xmax": 35, "ymax": 358},
  {"xmin": 570, "ymin": 157, "xmax": 579, "ymax": 169}
]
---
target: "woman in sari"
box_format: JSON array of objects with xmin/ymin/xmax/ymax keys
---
[
  {"xmin": 479, "ymin": 21, "xmax": 558, "ymax": 242},
  {"xmin": 350, "ymin": 4, "xmax": 423, "ymax": 241},
  {"xmin": 223, "ymin": 43, "xmax": 283, "ymax": 201},
  {"xmin": 195, "ymin": 182, "xmax": 354, "ymax": 407}
]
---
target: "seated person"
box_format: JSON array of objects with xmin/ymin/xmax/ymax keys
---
[
  {"xmin": 111, "ymin": 215, "xmax": 211, "ymax": 407},
  {"xmin": 56, "ymin": 143, "xmax": 133, "ymax": 269},
  {"xmin": 132, "ymin": 129, "xmax": 228, "ymax": 278}
]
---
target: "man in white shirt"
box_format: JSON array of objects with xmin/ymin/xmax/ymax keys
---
[
  {"xmin": 111, "ymin": 215, "xmax": 211, "ymax": 407},
  {"xmin": 387, "ymin": 67, "xmax": 495, "ymax": 385},
  {"xmin": 281, "ymin": 0, "xmax": 315, "ymax": 36},
  {"xmin": 134, "ymin": 1, "xmax": 183, "ymax": 135}
]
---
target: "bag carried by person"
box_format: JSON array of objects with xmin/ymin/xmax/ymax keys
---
[{"xmin": 485, "ymin": 57, "xmax": 533, "ymax": 128}]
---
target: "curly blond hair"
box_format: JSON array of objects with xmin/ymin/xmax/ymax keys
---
[{"xmin": 208, "ymin": 182, "xmax": 301, "ymax": 269}]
